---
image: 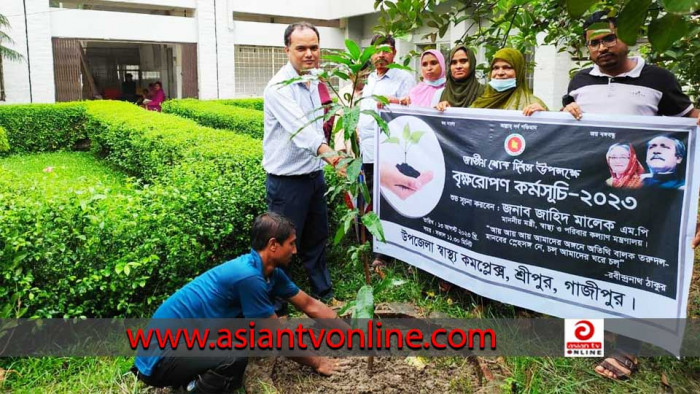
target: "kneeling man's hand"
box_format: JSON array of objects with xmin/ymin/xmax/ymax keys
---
[{"xmin": 314, "ymin": 357, "xmax": 353, "ymax": 376}]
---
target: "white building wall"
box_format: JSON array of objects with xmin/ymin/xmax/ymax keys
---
[
  {"xmin": 533, "ymin": 34, "xmax": 576, "ymax": 110},
  {"xmin": 20, "ymin": 1, "xmax": 53, "ymax": 103},
  {"xmin": 230, "ymin": 0, "xmax": 376, "ymax": 20},
  {"xmin": 49, "ymin": 9, "xmax": 197, "ymax": 43},
  {"xmin": 1, "ymin": 0, "xmax": 54, "ymax": 103},
  {"xmin": 195, "ymin": 0, "xmax": 219, "ymax": 99},
  {"xmin": 231, "ymin": 21, "xmax": 347, "ymax": 49},
  {"xmin": 2, "ymin": 0, "xmax": 31, "ymax": 103},
  {"xmin": 216, "ymin": 0, "xmax": 236, "ymax": 98}
]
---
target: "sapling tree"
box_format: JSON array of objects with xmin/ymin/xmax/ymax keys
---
[{"xmin": 384, "ymin": 123, "xmax": 426, "ymax": 178}]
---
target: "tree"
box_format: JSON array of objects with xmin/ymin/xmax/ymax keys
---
[
  {"xmin": 0, "ymin": 13, "xmax": 23, "ymax": 101},
  {"xmin": 373, "ymin": 0, "xmax": 700, "ymax": 101}
]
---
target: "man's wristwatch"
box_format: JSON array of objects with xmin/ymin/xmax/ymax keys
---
[{"xmin": 562, "ymin": 94, "xmax": 575, "ymax": 107}]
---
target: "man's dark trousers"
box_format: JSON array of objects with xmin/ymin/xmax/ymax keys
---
[
  {"xmin": 135, "ymin": 350, "xmax": 248, "ymax": 392},
  {"xmin": 266, "ymin": 171, "xmax": 333, "ymax": 304}
]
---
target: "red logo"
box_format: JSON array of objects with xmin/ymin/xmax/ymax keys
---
[
  {"xmin": 504, "ymin": 134, "xmax": 525, "ymax": 156},
  {"xmin": 574, "ymin": 320, "xmax": 594, "ymax": 341}
]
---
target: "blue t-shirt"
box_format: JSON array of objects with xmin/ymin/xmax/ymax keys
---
[{"xmin": 135, "ymin": 249, "xmax": 299, "ymax": 376}]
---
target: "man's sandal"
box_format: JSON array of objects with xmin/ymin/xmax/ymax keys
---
[{"xmin": 595, "ymin": 350, "xmax": 638, "ymax": 380}]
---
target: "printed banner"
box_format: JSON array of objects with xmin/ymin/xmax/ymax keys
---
[{"xmin": 374, "ymin": 107, "xmax": 699, "ymax": 353}]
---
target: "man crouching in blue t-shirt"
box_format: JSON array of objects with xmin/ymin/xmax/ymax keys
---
[{"xmin": 133, "ymin": 212, "xmax": 350, "ymax": 392}]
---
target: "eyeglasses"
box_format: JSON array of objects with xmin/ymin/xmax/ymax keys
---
[
  {"xmin": 608, "ymin": 156, "xmax": 630, "ymax": 161},
  {"xmin": 587, "ymin": 34, "xmax": 617, "ymax": 49}
]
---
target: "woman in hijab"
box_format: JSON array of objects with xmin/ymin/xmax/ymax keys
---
[
  {"xmin": 399, "ymin": 49, "xmax": 446, "ymax": 107},
  {"xmin": 435, "ymin": 45, "xmax": 484, "ymax": 111},
  {"xmin": 605, "ymin": 143, "xmax": 645, "ymax": 188},
  {"xmin": 471, "ymin": 48, "xmax": 547, "ymax": 114}
]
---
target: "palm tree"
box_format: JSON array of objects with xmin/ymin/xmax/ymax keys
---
[{"xmin": 0, "ymin": 13, "xmax": 23, "ymax": 100}]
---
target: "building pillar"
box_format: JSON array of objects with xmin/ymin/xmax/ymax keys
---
[{"xmin": 533, "ymin": 33, "xmax": 576, "ymax": 110}]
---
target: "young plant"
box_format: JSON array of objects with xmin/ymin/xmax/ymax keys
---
[{"xmin": 384, "ymin": 123, "xmax": 426, "ymax": 178}]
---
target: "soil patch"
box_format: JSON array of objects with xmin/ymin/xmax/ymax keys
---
[{"xmin": 245, "ymin": 356, "xmax": 486, "ymax": 394}]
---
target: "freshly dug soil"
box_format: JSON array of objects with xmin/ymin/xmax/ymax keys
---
[
  {"xmin": 396, "ymin": 163, "xmax": 420, "ymax": 178},
  {"xmin": 267, "ymin": 356, "xmax": 477, "ymax": 394}
]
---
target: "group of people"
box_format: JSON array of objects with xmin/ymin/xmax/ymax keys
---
[
  {"xmin": 122, "ymin": 73, "xmax": 165, "ymax": 112},
  {"xmin": 132, "ymin": 11, "xmax": 700, "ymax": 393}
]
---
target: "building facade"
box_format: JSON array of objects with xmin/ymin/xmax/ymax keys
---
[{"xmin": 0, "ymin": 0, "xmax": 573, "ymax": 109}]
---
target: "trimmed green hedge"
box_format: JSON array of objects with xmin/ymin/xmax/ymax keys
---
[
  {"xmin": 0, "ymin": 100, "xmax": 347, "ymax": 318},
  {"xmin": 215, "ymin": 97, "xmax": 264, "ymax": 112},
  {"xmin": 2, "ymin": 101, "xmax": 268, "ymax": 317},
  {"xmin": 0, "ymin": 126, "xmax": 9, "ymax": 153},
  {"xmin": 0, "ymin": 103, "xmax": 88, "ymax": 154},
  {"xmin": 162, "ymin": 99, "xmax": 264, "ymax": 139}
]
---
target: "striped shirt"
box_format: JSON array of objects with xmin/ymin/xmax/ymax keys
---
[
  {"xmin": 263, "ymin": 62, "xmax": 326, "ymax": 176},
  {"xmin": 568, "ymin": 57, "xmax": 693, "ymax": 117}
]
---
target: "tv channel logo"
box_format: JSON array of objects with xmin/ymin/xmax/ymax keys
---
[{"xmin": 565, "ymin": 319, "xmax": 604, "ymax": 357}]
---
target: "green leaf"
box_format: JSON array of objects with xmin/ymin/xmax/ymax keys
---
[
  {"xmin": 386, "ymin": 63, "xmax": 413, "ymax": 72},
  {"xmin": 345, "ymin": 39, "xmax": 361, "ymax": 60},
  {"xmin": 383, "ymin": 136, "xmax": 400, "ymax": 144},
  {"xmin": 334, "ymin": 209, "xmax": 357, "ymax": 245},
  {"xmin": 351, "ymin": 285, "xmax": 374, "ymax": 326},
  {"xmin": 360, "ymin": 46, "xmax": 375, "ymax": 64},
  {"xmin": 616, "ymin": 0, "xmax": 652, "ymax": 46},
  {"xmin": 662, "ymin": 0, "xmax": 700, "ymax": 14},
  {"xmin": 402, "ymin": 123, "xmax": 411, "ymax": 140},
  {"xmin": 409, "ymin": 131, "xmax": 425, "ymax": 144},
  {"xmin": 565, "ymin": 0, "xmax": 597, "ymax": 18},
  {"xmin": 361, "ymin": 212, "xmax": 385, "ymax": 242},
  {"xmin": 359, "ymin": 181, "xmax": 371, "ymax": 208},
  {"xmin": 346, "ymin": 158, "xmax": 363, "ymax": 181},
  {"xmin": 323, "ymin": 54, "xmax": 352, "ymax": 65},
  {"xmin": 648, "ymin": 14, "xmax": 689, "ymax": 52},
  {"xmin": 332, "ymin": 70, "xmax": 350, "ymax": 81}
]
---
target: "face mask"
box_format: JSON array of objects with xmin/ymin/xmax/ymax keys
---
[
  {"xmin": 489, "ymin": 78, "xmax": 517, "ymax": 92},
  {"xmin": 424, "ymin": 77, "xmax": 446, "ymax": 87}
]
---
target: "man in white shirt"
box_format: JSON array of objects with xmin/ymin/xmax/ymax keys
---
[
  {"xmin": 357, "ymin": 34, "xmax": 415, "ymax": 266},
  {"xmin": 263, "ymin": 22, "xmax": 342, "ymax": 313}
]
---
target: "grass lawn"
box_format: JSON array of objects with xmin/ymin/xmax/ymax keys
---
[
  {"xmin": 0, "ymin": 151, "xmax": 128, "ymax": 198},
  {"xmin": 0, "ymin": 153, "xmax": 698, "ymax": 392}
]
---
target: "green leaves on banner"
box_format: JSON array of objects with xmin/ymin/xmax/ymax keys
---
[
  {"xmin": 616, "ymin": 0, "xmax": 652, "ymax": 45},
  {"xmin": 648, "ymin": 14, "xmax": 689, "ymax": 52},
  {"xmin": 662, "ymin": 0, "xmax": 700, "ymax": 14},
  {"xmin": 565, "ymin": 0, "xmax": 597, "ymax": 18}
]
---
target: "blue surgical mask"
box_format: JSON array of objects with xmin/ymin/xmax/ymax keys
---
[
  {"xmin": 424, "ymin": 77, "xmax": 446, "ymax": 87},
  {"xmin": 488, "ymin": 78, "xmax": 517, "ymax": 92}
]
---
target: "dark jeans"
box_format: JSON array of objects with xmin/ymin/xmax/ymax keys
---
[
  {"xmin": 266, "ymin": 171, "xmax": 333, "ymax": 303},
  {"xmin": 135, "ymin": 350, "xmax": 248, "ymax": 393}
]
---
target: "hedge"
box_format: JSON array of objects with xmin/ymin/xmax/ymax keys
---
[
  {"xmin": 162, "ymin": 99, "xmax": 264, "ymax": 139},
  {"xmin": 1, "ymin": 100, "xmax": 346, "ymax": 318},
  {"xmin": 215, "ymin": 97, "xmax": 264, "ymax": 112},
  {"xmin": 2, "ymin": 101, "xmax": 267, "ymax": 317},
  {"xmin": 0, "ymin": 103, "xmax": 88, "ymax": 154},
  {"xmin": 0, "ymin": 126, "xmax": 9, "ymax": 153}
]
